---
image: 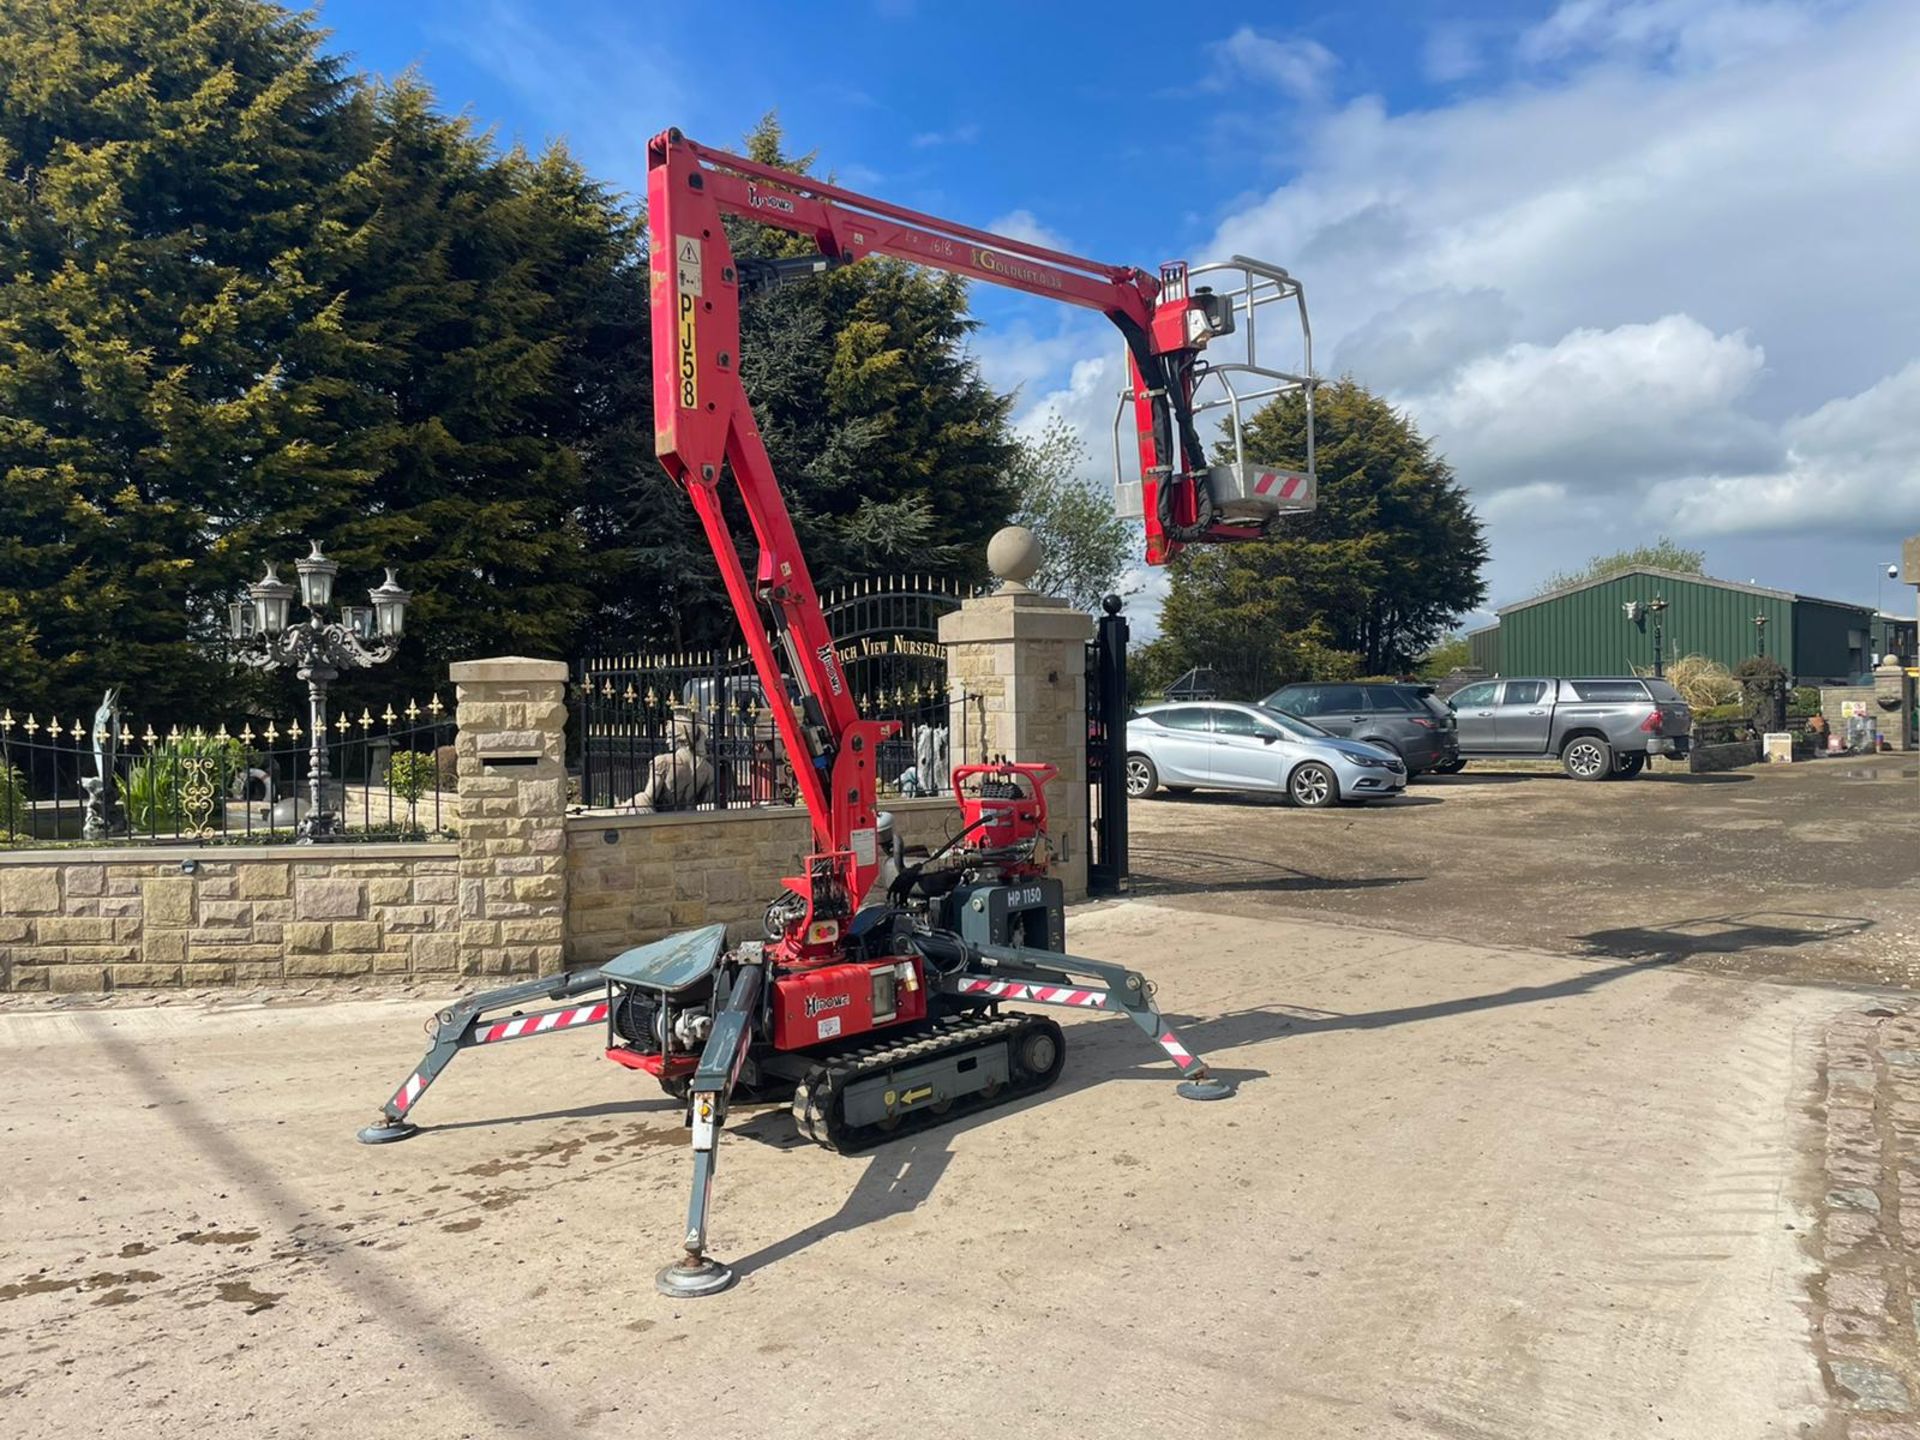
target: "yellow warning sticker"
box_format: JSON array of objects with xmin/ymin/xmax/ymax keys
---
[
  {"xmin": 677, "ymin": 292, "xmax": 698, "ymax": 411},
  {"xmin": 901, "ymin": 1086, "xmax": 933, "ymax": 1105}
]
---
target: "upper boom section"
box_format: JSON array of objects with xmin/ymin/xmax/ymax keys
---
[{"xmin": 657, "ymin": 133, "xmax": 1162, "ymax": 329}]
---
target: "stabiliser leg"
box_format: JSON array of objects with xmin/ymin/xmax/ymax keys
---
[
  {"xmin": 656, "ymin": 962, "xmax": 764, "ymax": 1298},
  {"xmin": 939, "ymin": 940, "xmax": 1235, "ymax": 1100},
  {"xmin": 356, "ymin": 967, "xmax": 610, "ymax": 1143}
]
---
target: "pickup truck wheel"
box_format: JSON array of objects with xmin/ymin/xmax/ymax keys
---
[
  {"xmin": 1125, "ymin": 753, "xmax": 1160, "ymax": 799},
  {"xmin": 1562, "ymin": 736, "xmax": 1613, "ymax": 781},
  {"xmin": 1288, "ymin": 761, "xmax": 1339, "ymax": 808},
  {"xmin": 1611, "ymin": 753, "xmax": 1647, "ymax": 779}
]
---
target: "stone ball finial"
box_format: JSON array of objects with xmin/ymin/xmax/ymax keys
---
[{"xmin": 987, "ymin": 525, "xmax": 1043, "ymax": 590}]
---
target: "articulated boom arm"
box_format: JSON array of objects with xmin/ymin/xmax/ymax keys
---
[{"xmin": 647, "ymin": 129, "xmax": 1311, "ymax": 920}]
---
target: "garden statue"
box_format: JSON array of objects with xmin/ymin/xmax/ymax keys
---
[
  {"xmin": 630, "ymin": 712, "xmax": 713, "ymax": 812},
  {"xmin": 81, "ymin": 687, "xmax": 122, "ymax": 840}
]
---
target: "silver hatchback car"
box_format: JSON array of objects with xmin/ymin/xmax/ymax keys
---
[{"xmin": 1125, "ymin": 702, "xmax": 1408, "ymax": 807}]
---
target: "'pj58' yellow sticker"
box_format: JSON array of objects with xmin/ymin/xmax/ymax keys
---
[{"xmin": 677, "ymin": 293, "xmax": 698, "ymax": 411}]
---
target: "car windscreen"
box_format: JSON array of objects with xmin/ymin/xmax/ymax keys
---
[{"xmin": 1256, "ymin": 705, "xmax": 1329, "ymax": 738}]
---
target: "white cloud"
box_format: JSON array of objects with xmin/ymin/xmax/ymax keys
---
[
  {"xmin": 987, "ymin": 209, "xmax": 1072, "ymax": 254},
  {"xmin": 1206, "ymin": 28, "xmax": 1338, "ymax": 101},
  {"xmin": 1189, "ymin": 0, "xmax": 1920, "ymax": 581},
  {"xmin": 910, "ymin": 122, "xmax": 981, "ymax": 148},
  {"xmin": 1406, "ymin": 314, "xmax": 1775, "ymax": 492},
  {"xmin": 1520, "ymin": 0, "xmax": 1835, "ymax": 70},
  {"xmin": 1657, "ymin": 361, "xmax": 1920, "ymax": 536}
]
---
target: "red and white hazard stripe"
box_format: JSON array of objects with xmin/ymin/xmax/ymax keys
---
[
  {"xmin": 1156, "ymin": 1028, "xmax": 1200, "ymax": 1071},
  {"xmin": 1251, "ymin": 471, "xmax": 1305, "ymax": 500},
  {"xmin": 391, "ymin": 1070, "xmax": 427, "ymax": 1114},
  {"xmin": 955, "ymin": 977, "xmax": 1106, "ymax": 1008},
  {"xmin": 477, "ymin": 1001, "xmax": 608, "ymax": 1046}
]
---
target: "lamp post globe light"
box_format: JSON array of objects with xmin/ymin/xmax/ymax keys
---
[{"xmin": 229, "ymin": 541, "xmax": 411, "ymax": 841}]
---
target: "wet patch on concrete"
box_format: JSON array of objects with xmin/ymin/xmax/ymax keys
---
[
  {"xmin": 214, "ymin": 1281, "xmax": 283, "ymax": 1314},
  {"xmin": 177, "ymin": 1229, "xmax": 261, "ymax": 1247},
  {"xmin": 0, "ymin": 1269, "xmax": 163, "ymax": 1304}
]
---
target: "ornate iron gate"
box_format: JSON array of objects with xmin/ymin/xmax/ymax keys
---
[
  {"xmin": 1086, "ymin": 597, "xmax": 1129, "ymax": 895},
  {"xmin": 576, "ymin": 576, "xmax": 975, "ymax": 810}
]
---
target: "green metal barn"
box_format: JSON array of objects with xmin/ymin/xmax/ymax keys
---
[{"xmin": 1472, "ymin": 567, "xmax": 1875, "ymax": 684}]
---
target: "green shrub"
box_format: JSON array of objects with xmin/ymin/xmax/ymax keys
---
[
  {"xmin": 0, "ymin": 762, "xmax": 26, "ymax": 835},
  {"xmin": 387, "ymin": 750, "xmax": 438, "ymax": 803},
  {"xmin": 121, "ymin": 734, "xmax": 249, "ymax": 833}
]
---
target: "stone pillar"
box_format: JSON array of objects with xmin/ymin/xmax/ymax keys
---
[
  {"xmin": 940, "ymin": 591, "xmax": 1095, "ymax": 900},
  {"xmin": 451, "ymin": 657, "xmax": 569, "ymax": 976},
  {"xmin": 1873, "ymin": 660, "xmax": 1913, "ymax": 751}
]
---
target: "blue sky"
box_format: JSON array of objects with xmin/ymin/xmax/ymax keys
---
[{"xmin": 315, "ymin": 0, "xmax": 1920, "ymax": 630}]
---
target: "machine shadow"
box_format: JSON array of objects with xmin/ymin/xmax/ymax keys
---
[
  {"xmin": 416, "ymin": 1094, "xmax": 685, "ymax": 1135},
  {"xmin": 725, "ymin": 948, "xmax": 1683, "ymax": 1281},
  {"xmin": 1128, "ymin": 846, "xmax": 1422, "ymax": 899},
  {"xmin": 723, "ymin": 1041, "xmax": 1268, "ymax": 1283},
  {"xmin": 1571, "ymin": 910, "xmax": 1873, "ymax": 961}
]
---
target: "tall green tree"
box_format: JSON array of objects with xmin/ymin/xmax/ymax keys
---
[
  {"xmin": 0, "ymin": 0, "xmax": 642, "ymax": 716},
  {"xmin": 577, "ymin": 114, "xmax": 1028, "ymax": 654},
  {"xmin": 292, "ymin": 82, "xmax": 621, "ymax": 703},
  {"xmin": 0, "ymin": 0, "xmax": 369, "ymax": 717},
  {"xmin": 1152, "ymin": 378, "xmax": 1487, "ymax": 695},
  {"xmin": 1544, "ymin": 535, "xmax": 1706, "ymax": 592},
  {"xmin": 1008, "ymin": 414, "xmax": 1133, "ymax": 612},
  {"xmin": 724, "ymin": 117, "xmax": 1016, "ymax": 609}
]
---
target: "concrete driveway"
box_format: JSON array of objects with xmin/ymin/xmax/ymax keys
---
[{"xmin": 0, "ymin": 899, "xmax": 1853, "ymax": 1439}]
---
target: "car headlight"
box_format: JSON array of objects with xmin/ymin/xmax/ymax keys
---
[{"xmin": 1352, "ymin": 755, "xmax": 1391, "ymax": 768}]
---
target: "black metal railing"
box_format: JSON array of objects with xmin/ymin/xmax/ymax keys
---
[
  {"xmin": 573, "ymin": 656, "xmax": 970, "ymax": 812},
  {"xmin": 574, "ymin": 575, "xmax": 977, "ymax": 813},
  {"xmin": 0, "ymin": 699, "xmax": 457, "ymax": 846}
]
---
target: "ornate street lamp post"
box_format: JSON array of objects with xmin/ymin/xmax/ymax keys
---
[
  {"xmin": 1753, "ymin": 611, "xmax": 1768, "ymax": 659},
  {"xmin": 229, "ymin": 541, "xmax": 411, "ymax": 841}
]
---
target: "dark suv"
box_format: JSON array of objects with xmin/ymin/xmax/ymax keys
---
[{"xmin": 1259, "ymin": 682, "xmax": 1459, "ymax": 776}]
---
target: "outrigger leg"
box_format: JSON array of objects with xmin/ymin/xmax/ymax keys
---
[
  {"xmin": 655, "ymin": 961, "xmax": 765, "ymax": 1299},
  {"xmin": 941, "ymin": 940, "xmax": 1235, "ymax": 1101},
  {"xmin": 356, "ymin": 967, "xmax": 611, "ymax": 1143}
]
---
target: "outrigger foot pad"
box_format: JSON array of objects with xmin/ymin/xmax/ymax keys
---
[
  {"xmin": 1176, "ymin": 1076, "xmax": 1235, "ymax": 1102},
  {"xmin": 656, "ymin": 1256, "xmax": 736, "ymax": 1298},
  {"xmin": 357, "ymin": 1118, "xmax": 420, "ymax": 1144}
]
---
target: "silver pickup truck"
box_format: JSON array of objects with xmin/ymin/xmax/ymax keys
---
[{"xmin": 1445, "ymin": 676, "xmax": 1692, "ymax": 779}]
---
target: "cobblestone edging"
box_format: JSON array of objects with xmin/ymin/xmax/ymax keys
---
[{"xmin": 1814, "ymin": 1004, "xmax": 1920, "ymax": 1438}]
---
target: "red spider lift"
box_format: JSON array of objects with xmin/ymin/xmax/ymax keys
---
[{"xmin": 357, "ymin": 130, "xmax": 1317, "ymax": 1298}]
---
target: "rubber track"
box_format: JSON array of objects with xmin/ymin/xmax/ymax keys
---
[{"xmin": 790, "ymin": 1010, "xmax": 1064, "ymax": 1153}]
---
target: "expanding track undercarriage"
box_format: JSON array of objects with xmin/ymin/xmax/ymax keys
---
[{"xmin": 358, "ymin": 863, "xmax": 1230, "ymax": 1296}]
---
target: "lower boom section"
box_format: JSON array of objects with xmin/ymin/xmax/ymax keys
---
[{"xmin": 780, "ymin": 1011, "xmax": 1066, "ymax": 1152}]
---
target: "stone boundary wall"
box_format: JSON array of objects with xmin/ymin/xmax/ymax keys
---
[
  {"xmin": 1688, "ymin": 739, "xmax": 1762, "ymax": 773},
  {"xmin": 0, "ymin": 843, "xmax": 459, "ymax": 993},
  {"xmin": 565, "ymin": 798, "xmax": 960, "ymax": 967}
]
